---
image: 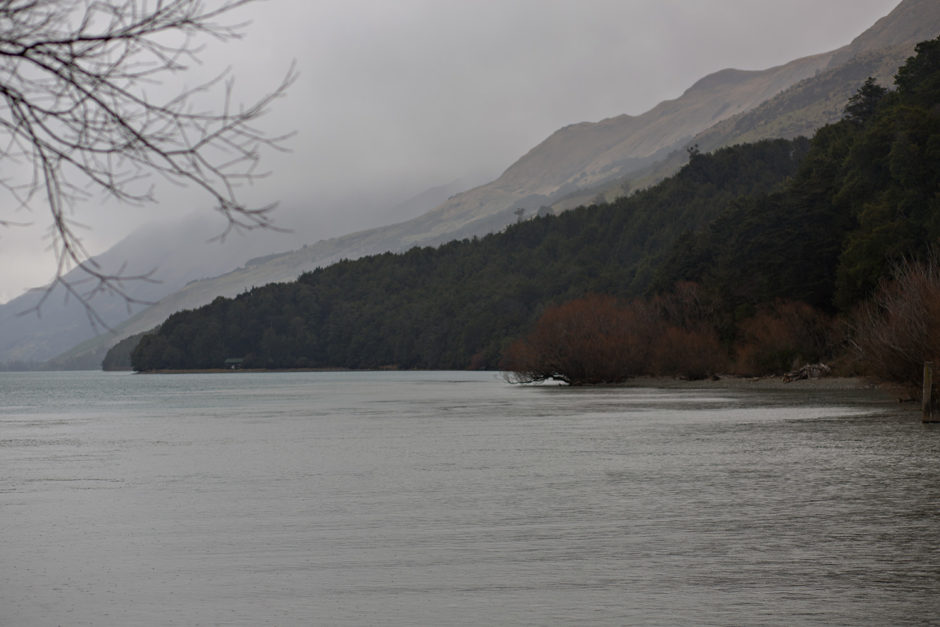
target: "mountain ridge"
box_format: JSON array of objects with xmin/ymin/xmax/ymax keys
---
[
  {"xmin": 47, "ymin": 0, "xmax": 940, "ymax": 369},
  {"xmin": 123, "ymin": 34, "xmax": 940, "ymax": 377},
  {"xmin": 557, "ymin": 40, "xmax": 922, "ymax": 209},
  {"xmin": 3, "ymin": 179, "xmax": 470, "ymax": 366}
]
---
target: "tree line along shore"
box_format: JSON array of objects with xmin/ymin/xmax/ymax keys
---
[{"xmin": 122, "ymin": 38, "xmax": 940, "ymax": 391}]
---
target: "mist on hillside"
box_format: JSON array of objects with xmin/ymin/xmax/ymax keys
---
[{"xmin": 0, "ymin": 1, "xmax": 901, "ymax": 303}]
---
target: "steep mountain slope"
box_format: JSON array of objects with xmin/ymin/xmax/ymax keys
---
[
  {"xmin": 43, "ymin": 181, "xmax": 473, "ymax": 369},
  {"xmin": 561, "ymin": 0, "xmax": 940, "ymax": 207},
  {"xmin": 558, "ymin": 41, "xmax": 922, "ymax": 208},
  {"xmin": 54, "ymin": 57, "xmax": 840, "ymax": 360},
  {"xmin": 53, "ymin": 0, "xmax": 940, "ymax": 368},
  {"xmin": 389, "ymin": 53, "xmax": 833, "ymax": 243},
  {"xmin": 127, "ymin": 139, "xmax": 811, "ymax": 372},
  {"xmin": 125, "ymin": 36, "xmax": 940, "ymax": 376},
  {"xmin": 4, "ymin": 176, "xmax": 474, "ymax": 368},
  {"xmin": 0, "ymin": 214, "xmax": 297, "ymax": 366},
  {"xmin": 827, "ymin": 0, "xmax": 939, "ymax": 67}
]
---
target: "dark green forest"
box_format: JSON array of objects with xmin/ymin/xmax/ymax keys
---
[
  {"xmin": 130, "ymin": 137, "xmax": 808, "ymax": 371},
  {"xmin": 129, "ymin": 38, "xmax": 940, "ymax": 381}
]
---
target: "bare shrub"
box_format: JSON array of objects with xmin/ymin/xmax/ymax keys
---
[
  {"xmin": 501, "ymin": 294, "xmax": 655, "ymax": 385},
  {"xmin": 501, "ymin": 287, "xmax": 728, "ymax": 384},
  {"xmin": 850, "ymin": 258, "xmax": 940, "ymax": 387},
  {"xmin": 734, "ymin": 300, "xmax": 833, "ymax": 376},
  {"xmin": 650, "ymin": 324, "xmax": 726, "ymax": 380},
  {"xmin": 652, "ymin": 281, "xmax": 721, "ymax": 330},
  {"xmin": 648, "ymin": 282, "xmax": 727, "ymax": 379}
]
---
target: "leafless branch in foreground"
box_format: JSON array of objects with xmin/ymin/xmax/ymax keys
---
[{"xmin": 0, "ymin": 0, "xmax": 295, "ymax": 328}]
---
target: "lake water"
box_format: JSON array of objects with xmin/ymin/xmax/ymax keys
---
[{"xmin": 2, "ymin": 370, "xmax": 938, "ymax": 626}]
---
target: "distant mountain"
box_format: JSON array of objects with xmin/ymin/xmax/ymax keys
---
[
  {"xmin": 0, "ymin": 214, "xmax": 309, "ymax": 367},
  {"xmin": 51, "ymin": 0, "xmax": 940, "ymax": 369},
  {"xmin": 46, "ymin": 55, "xmax": 842, "ymax": 363},
  {"xmin": 42, "ymin": 179, "xmax": 474, "ymax": 369},
  {"xmin": 126, "ymin": 33, "xmax": 940, "ymax": 378},
  {"xmin": 127, "ymin": 138, "xmax": 813, "ymax": 372}
]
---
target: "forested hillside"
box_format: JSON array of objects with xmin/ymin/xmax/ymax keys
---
[
  {"xmin": 130, "ymin": 37, "xmax": 940, "ymax": 380},
  {"xmin": 656, "ymin": 39, "xmax": 940, "ymax": 312},
  {"xmin": 65, "ymin": 0, "xmax": 940, "ymax": 369},
  {"xmin": 130, "ymin": 138, "xmax": 807, "ymax": 371}
]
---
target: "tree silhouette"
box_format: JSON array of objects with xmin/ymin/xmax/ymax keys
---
[
  {"xmin": 843, "ymin": 77, "xmax": 887, "ymax": 125},
  {"xmin": 0, "ymin": 0, "xmax": 294, "ymax": 325}
]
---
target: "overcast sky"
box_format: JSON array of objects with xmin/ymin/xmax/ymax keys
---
[{"xmin": 0, "ymin": 0, "xmax": 902, "ymax": 303}]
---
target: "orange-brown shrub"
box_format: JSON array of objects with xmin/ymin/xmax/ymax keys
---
[
  {"xmin": 733, "ymin": 300, "xmax": 833, "ymax": 376},
  {"xmin": 650, "ymin": 324, "xmax": 727, "ymax": 380},
  {"xmin": 500, "ymin": 294, "xmax": 656, "ymax": 385},
  {"xmin": 647, "ymin": 282, "xmax": 727, "ymax": 379},
  {"xmin": 850, "ymin": 258, "xmax": 940, "ymax": 387},
  {"xmin": 501, "ymin": 288, "xmax": 728, "ymax": 384}
]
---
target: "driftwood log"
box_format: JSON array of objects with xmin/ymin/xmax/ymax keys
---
[{"xmin": 782, "ymin": 363, "xmax": 832, "ymax": 383}]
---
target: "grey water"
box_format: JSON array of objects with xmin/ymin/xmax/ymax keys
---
[{"xmin": 2, "ymin": 370, "xmax": 938, "ymax": 626}]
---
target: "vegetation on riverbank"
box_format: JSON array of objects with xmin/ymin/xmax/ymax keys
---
[{"xmin": 126, "ymin": 37, "xmax": 940, "ymax": 387}]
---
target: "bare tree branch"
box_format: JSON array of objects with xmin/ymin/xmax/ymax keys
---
[{"xmin": 0, "ymin": 0, "xmax": 295, "ymax": 328}]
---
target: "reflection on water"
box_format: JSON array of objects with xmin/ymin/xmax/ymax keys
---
[{"xmin": 2, "ymin": 371, "xmax": 938, "ymax": 626}]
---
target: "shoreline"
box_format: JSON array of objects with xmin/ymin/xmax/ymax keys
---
[
  {"xmin": 126, "ymin": 368, "xmax": 919, "ymax": 413},
  {"xmin": 622, "ymin": 374, "xmax": 919, "ymax": 408},
  {"xmin": 623, "ymin": 374, "xmax": 882, "ymax": 390},
  {"xmin": 133, "ymin": 368, "xmax": 901, "ymax": 392}
]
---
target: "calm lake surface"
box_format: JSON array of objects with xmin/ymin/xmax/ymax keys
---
[{"xmin": 2, "ymin": 370, "xmax": 938, "ymax": 625}]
